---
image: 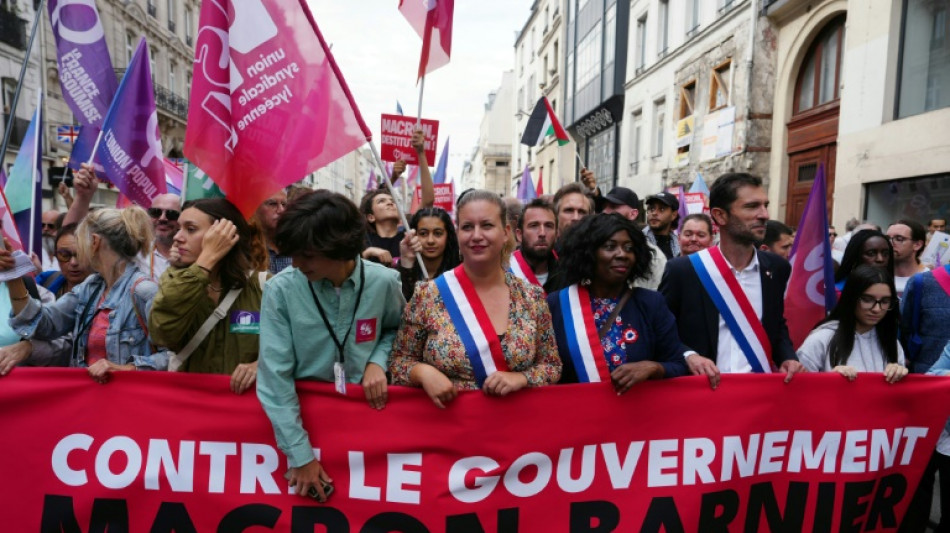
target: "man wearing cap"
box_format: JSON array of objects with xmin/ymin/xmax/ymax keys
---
[
  {"xmin": 601, "ymin": 186, "xmax": 667, "ymax": 290},
  {"xmin": 644, "ymin": 192, "xmax": 680, "ymax": 260}
]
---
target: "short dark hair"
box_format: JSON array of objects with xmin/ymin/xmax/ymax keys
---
[
  {"xmin": 761, "ymin": 220, "xmax": 793, "ymax": 247},
  {"xmin": 681, "ymin": 213, "xmax": 713, "ymax": 234},
  {"xmin": 553, "ymin": 183, "xmax": 593, "ymax": 214},
  {"xmin": 358, "ymin": 188, "xmax": 393, "ymax": 233},
  {"xmin": 559, "ymin": 213, "xmax": 653, "ymax": 286},
  {"xmin": 276, "ymin": 190, "xmax": 365, "ymax": 260},
  {"xmin": 893, "ymin": 219, "xmax": 927, "ymax": 259},
  {"xmin": 519, "ymin": 198, "xmax": 557, "ymax": 230},
  {"xmin": 929, "ymin": 217, "xmax": 947, "ymax": 226},
  {"xmin": 709, "ymin": 173, "xmax": 763, "ymax": 212}
]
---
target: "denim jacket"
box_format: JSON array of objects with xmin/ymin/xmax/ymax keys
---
[{"xmin": 10, "ymin": 264, "xmax": 168, "ymax": 370}]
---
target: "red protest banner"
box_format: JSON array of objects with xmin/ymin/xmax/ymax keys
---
[
  {"xmin": 413, "ymin": 183, "xmax": 455, "ymax": 215},
  {"xmin": 381, "ymin": 114, "xmax": 438, "ymax": 164},
  {"xmin": 2, "ymin": 369, "xmax": 949, "ymax": 532}
]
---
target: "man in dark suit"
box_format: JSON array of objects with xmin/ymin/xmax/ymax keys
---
[{"xmin": 659, "ymin": 173, "xmax": 804, "ymax": 389}]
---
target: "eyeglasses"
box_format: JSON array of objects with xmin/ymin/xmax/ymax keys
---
[
  {"xmin": 858, "ymin": 295, "xmax": 895, "ymax": 311},
  {"xmin": 147, "ymin": 208, "xmax": 180, "ymax": 221},
  {"xmin": 829, "ymin": 232, "xmax": 838, "ymax": 238},
  {"xmin": 888, "ymin": 235, "xmax": 910, "ymax": 244},
  {"xmin": 42, "ymin": 223, "xmax": 57, "ymax": 230},
  {"xmin": 55, "ymin": 249, "xmax": 78, "ymax": 262}
]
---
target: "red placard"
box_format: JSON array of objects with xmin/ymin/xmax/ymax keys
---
[
  {"xmin": 2, "ymin": 369, "xmax": 949, "ymax": 531},
  {"xmin": 380, "ymin": 114, "xmax": 439, "ymax": 164},
  {"xmin": 413, "ymin": 183, "xmax": 455, "ymax": 214}
]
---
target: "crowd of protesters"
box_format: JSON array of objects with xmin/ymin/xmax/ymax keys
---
[{"xmin": 0, "ymin": 133, "xmax": 948, "ymax": 525}]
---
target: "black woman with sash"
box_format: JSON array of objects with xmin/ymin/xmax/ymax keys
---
[
  {"xmin": 547, "ymin": 214, "xmax": 689, "ymax": 392},
  {"xmin": 390, "ymin": 190, "xmax": 562, "ymax": 408}
]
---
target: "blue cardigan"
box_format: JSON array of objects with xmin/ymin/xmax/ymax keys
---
[
  {"xmin": 546, "ymin": 286, "xmax": 689, "ymax": 383},
  {"xmin": 900, "ymin": 267, "xmax": 950, "ymax": 373}
]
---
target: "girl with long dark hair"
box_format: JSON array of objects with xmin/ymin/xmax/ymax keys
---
[
  {"xmin": 397, "ymin": 207, "xmax": 460, "ymax": 300},
  {"xmin": 798, "ymin": 264, "xmax": 907, "ymax": 382}
]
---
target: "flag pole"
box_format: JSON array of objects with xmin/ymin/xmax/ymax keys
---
[
  {"xmin": 368, "ymin": 141, "xmax": 429, "ymax": 280},
  {"xmin": 0, "ymin": 0, "xmax": 45, "ymax": 169},
  {"xmin": 416, "ymin": 76, "xmax": 425, "ymax": 126},
  {"xmin": 27, "ymin": 93, "xmax": 42, "ymax": 256},
  {"xmin": 85, "ymin": 130, "xmax": 104, "ymax": 167}
]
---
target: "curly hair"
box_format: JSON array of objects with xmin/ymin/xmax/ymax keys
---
[
  {"xmin": 183, "ymin": 198, "xmax": 259, "ymax": 290},
  {"xmin": 558, "ymin": 213, "xmax": 653, "ymax": 287},
  {"xmin": 277, "ymin": 190, "xmax": 365, "ymax": 260}
]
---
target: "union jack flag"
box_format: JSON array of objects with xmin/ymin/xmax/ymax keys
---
[{"xmin": 56, "ymin": 125, "xmax": 80, "ymax": 144}]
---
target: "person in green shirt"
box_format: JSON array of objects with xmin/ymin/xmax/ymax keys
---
[
  {"xmin": 257, "ymin": 190, "xmax": 405, "ymax": 502},
  {"xmin": 149, "ymin": 198, "xmax": 267, "ymax": 393}
]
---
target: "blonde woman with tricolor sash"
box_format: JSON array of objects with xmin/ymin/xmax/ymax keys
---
[
  {"xmin": 390, "ymin": 190, "xmax": 561, "ymax": 408},
  {"xmin": 547, "ymin": 214, "xmax": 688, "ymax": 392}
]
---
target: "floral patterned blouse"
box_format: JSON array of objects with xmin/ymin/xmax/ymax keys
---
[{"xmin": 390, "ymin": 272, "xmax": 562, "ymax": 390}]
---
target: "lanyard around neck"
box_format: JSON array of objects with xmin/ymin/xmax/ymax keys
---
[{"xmin": 308, "ymin": 260, "xmax": 365, "ymax": 364}]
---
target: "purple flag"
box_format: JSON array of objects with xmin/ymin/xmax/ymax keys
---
[
  {"xmin": 433, "ymin": 137, "xmax": 450, "ymax": 184},
  {"xmin": 517, "ymin": 165, "xmax": 536, "ymax": 202},
  {"xmin": 784, "ymin": 163, "xmax": 836, "ymax": 348},
  {"xmin": 676, "ymin": 186, "xmax": 689, "ymax": 232},
  {"xmin": 95, "ymin": 38, "xmax": 166, "ymax": 207},
  {"xmin": 48, "ymin": 0, "xmax": 119, "ymax": 128},
  {"xmin": 366, "ymin": 169, "xmax": 377, "ymax": 191}
]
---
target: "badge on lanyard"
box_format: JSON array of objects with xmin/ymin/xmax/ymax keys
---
[{"xmin": 333, "ymin": 362, "xmax": 346, "ymax": 395}]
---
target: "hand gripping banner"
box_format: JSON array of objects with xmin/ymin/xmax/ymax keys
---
[{"xmin": 1, "ymin": 369, "xmax": 950, "ymax": 532}]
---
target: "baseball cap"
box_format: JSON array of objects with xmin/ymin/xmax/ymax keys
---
[
  {"xmin": 645, "ymin": 192, "xmax": 680, "ymax": 211},
  {"xmin": 604, "ymin": 187, "xmax": 640, "ymax": 209}
]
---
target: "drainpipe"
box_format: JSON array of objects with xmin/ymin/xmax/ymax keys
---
[{"xmin": 743, "ymin": 0, "xmax": 758, "ymax": 159}]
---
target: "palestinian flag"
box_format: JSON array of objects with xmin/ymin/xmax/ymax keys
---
[{"xmin": 520, "ymin": 97, "xmax": 570, "ymax": 147}]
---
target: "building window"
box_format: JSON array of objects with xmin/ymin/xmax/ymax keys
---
[
  {"xmin": 636, "ymin": 15, "xmax": 647, "ymax": 71},
  {"xmin": 150, "ymin": 51, "xmax": 157, "ymax": 81},
  {"xmin": 518, "ymin": 87, "xmax": 525, "ymax": 112},
  {"xmin": 528, "ymin": 74, "xmax": 535, "ymax": 106},
  {"xmin": 718, "ymin": 0, "xmax": 736, "ymax": 14},
  {"xmin": 543, "ymin": 55, "xmax": 549, "ymax": 84},
  {"xmin": 658, "ymin": 0, "xmax": 669, "ymax": 57},
  {"xmin": 519, "ymin": 44, "xmax": 524, "ymax": 75},
  {"xmin": 146, "ymin": 0, "xmax": 156, "ymax": 18},
  {"xmin": 653, "ymin": 99, "xmax": 666, "ymax": 157},
  {"xmin": 169, "ymin": 61, "xmax": 176, "ymax": 94},
  {"xmin": 553, "ymin": 40, "xmax": 559, "ymax": 70},
  {"xmin": 167, "ymin": 0, "xmax": 176, "ymax": 32},
  {"xmin": 688, "ymin": 0, "xmax": 701, "ymax": 35},
  {"xmin": 679, "ymin": 81, "xmax": 696, "ymax": 119},
  {"xmin": 709, "ymin": 60, "xmax": 731, "ymax": 110},
  {"xmin": 126, "ymin": 32, "xmax": 135, "ymax": 63},
  {"xmin": 630, "ymin": 109, "xmax": 643, "ymax": 175},
  {"xmin": 898, "ymin": 0, "xmax": 950, "ymax": 118},
  {"xmin": 531, "ymin": 28, "xmax": 536, "ymax": 61},
  {"xmin": 2, "ymin": 77, "xmax": 15, "ymax": 114},
  {"xmin": 866, "ymin": 173, "xmax": 950, "ymax": 227},
  {"xmin": 575, "ymin": 25, "xmax": 602, "ymax": 92},
  {"xmin": 794, "ymin": 16, "xmax": 844, "ymax": 114},
  {"xmin": 185, "ymin": 8, "xmax": 194, "ymax": 45}
]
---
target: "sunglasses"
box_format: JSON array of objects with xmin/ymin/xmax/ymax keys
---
[
  {"xmin": 55, "ymin": 249, "xmax": 78, "ymax": 262},
  {"xmin": 42, "ymin": 223, "xmax": 57, "ymax": 230},
  {"xmin": 147, "ymin": 208, "xmax": 180, "ymax": 221}
]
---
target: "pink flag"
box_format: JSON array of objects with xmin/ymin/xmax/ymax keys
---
[
  {"xmin": 784, "ymin": 164, "xmax": 836, "ymax": 349},
  {"xmin": 185, "ymin": 0, "xmax": 372, "ymax": 217},
  {"xmin": 399, "ymin": 0, "xmax": 454, "ymax": 81},
  {"xmin": 0, "ymin": 187, "xmax": 24, "ymax": 251}
]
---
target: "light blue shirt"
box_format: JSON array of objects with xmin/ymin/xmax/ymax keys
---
[{"xmin": 257, "ymin": 258, "xmax": 405, "ymax": 467}]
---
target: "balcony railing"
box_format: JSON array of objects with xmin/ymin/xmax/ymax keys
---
[
  {"xmin": 0, "ymin": 9, "xmax": 27, "ymax": 50},
  {"xmin": 1, "ymin": 114, "xmax": 31, "ymax": 148},
  {"xmin": 114, "ymin": 68, "xmax": 188, "ymax": 121},
  {"xmin": 153, "ymin": 84, "xmax": 188, "ymax": 121}
]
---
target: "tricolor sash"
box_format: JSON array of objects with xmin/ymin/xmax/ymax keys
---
[
  {"xmin": 508, "ymin": 250, "xmax": 542, "ymax": 288},
  {"xmin": 434, "ymin": 266, "xmax": 509, "ymax": 386},
  {"xmin": 557, "ymin": 284, "xmax": 612, "ymax": 383},
  {"xmin": 689, "ymin": 247, "xmax": 773, "ymax": 373}
]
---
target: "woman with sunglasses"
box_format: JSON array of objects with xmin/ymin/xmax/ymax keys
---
[
  {"xmin": 2, "ymin": 200, "xmax": 167, "ymax": 382},
  {"xmin": 797, "ymin": 264, "xmax": 907, "ymax": 382},
  {"xmin": 150, "ymin": 199, "xmax": 267, "ymax": 394},
  {"xmin": 397, "ymin": 207, "xmax": 460, "ymax": 300}
]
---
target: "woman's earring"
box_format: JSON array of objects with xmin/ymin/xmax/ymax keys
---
[{"xmin": 582, "ymin": 278, "xmax": 591, "ymax": 286}]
